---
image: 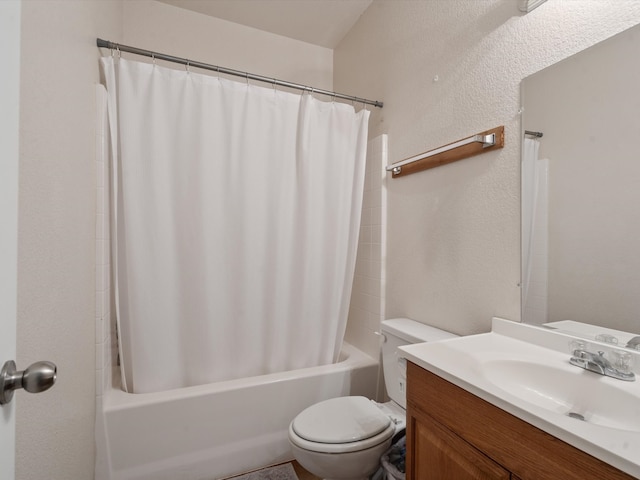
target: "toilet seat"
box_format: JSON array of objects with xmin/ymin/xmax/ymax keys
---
[{"xmin": 289, "ymin": 396, "xmax": 396, "ymax": 454}]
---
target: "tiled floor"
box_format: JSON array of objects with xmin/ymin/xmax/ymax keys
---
[{"xmin": 223, "ymin": 461, "xmax": 320, "ymax": 480}]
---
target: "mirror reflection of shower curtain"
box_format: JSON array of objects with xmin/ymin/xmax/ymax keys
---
[
  {"xmin": 101, "ymin": 57, "xmax": 369, "ymax": 394},
  {"xmin": 522, "ymin": 138, "xmax": 549, "ymax": 325}
]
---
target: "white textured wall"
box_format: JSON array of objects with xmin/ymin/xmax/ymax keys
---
[
  {"xmin": 335, "ymin": 0, "xmax": 640, "ymax": 336},
  {"xmin": 17, "ymin": 1, "xmax": 122, "ymax": 479}
]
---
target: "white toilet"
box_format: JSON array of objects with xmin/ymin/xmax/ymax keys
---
[{"xmin": 288, "ymin": 318, "xmax": 457, "ymax": 480}]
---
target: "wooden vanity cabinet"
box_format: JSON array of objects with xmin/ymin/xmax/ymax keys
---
[{"xmin": 406, "ymin": 361, "xmax": 634, "ymax": 480}]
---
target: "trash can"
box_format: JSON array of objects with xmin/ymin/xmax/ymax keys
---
[{"xmin": 379, "ymin": 432, "xmax": 406, "ymax": 480}]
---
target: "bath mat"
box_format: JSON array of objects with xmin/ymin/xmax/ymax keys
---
[{"xmin": 227, "ymin": 463, "xmax": 299, "ymax": 480}]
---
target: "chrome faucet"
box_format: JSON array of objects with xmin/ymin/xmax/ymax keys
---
[
  {"xmin": 625, "ymin": 336, "xmax": 640, "ymax": 350},
  {"xmin": 570, "ymin": 348, "xmax": 635, "ymax": 382}
]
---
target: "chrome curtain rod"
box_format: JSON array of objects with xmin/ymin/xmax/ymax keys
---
[
  {"xmin": 96, "ymin": 38, "xmax": 383, "ymax": 108},
  {"xmin": 525, "ymin": 130, "xmax": 543, "ymax": 137}
]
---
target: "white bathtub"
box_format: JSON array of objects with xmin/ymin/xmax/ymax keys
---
[{"xmin": 97, "ymin": 342, "xmax": 378, "ymax": 480}]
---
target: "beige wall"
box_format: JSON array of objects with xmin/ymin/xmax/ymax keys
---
[
  {"xmin": 17, "ymin": 0, "xmax": 640, "ymax": 477},
  {"xmin": 17, "ymin": 2, "xmax": 122, "ymax": 479},
  {"xmin": 17, "ymin": 1, "xmax": 335, "ymax": 479},
  {"xmin": 335, "ymin": 0, "xmax": 640, "ymax": 338},
  {"xmin": 122, "ymin": 0, "xmax": 333, "ymax": 91}
]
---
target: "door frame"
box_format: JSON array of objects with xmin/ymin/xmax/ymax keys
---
[{"xmin": 0, "ymin": 1, "xmax": 22, "ymax": 479}]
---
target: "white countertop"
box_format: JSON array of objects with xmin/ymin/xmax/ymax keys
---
[{"xmin": 399, "ymin": 318, "xmax": 640, "ymax": 478}]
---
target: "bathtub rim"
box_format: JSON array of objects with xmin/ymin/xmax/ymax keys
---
[{"xmin": 103, "ymin": 341, "xmax": 378, "ymax": 411}]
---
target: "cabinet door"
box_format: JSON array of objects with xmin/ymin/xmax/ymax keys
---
[{"xmin": 411, "ymin": 413, "xmax": 510, "ymax": 480}]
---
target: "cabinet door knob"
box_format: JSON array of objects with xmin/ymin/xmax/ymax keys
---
[{"xmin": 0, "ymin": 360, "xmax": 57, "ymax": 405}]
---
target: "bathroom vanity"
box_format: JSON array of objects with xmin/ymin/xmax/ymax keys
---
[
  {"xmin": 406, "ymin": 362, "xmax": 632, "ymax": 479},
  {"xmin": 400, "ymin": 319, "xmax": 640, "ymax": 480}
]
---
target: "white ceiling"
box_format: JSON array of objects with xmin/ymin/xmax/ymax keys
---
[{"xmin": 157, "ymin": 0, "xmax": 372, "ymax": 49}]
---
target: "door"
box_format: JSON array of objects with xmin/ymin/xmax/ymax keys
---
[{"xmin": 0, "ymin": 1, "xmax": 21, "ymax": 479}]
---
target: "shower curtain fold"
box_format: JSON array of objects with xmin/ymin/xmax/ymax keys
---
[
  {"xmin": 522, "ymin": 137, "xmax": 549, "ymax": 325},
  {"xmin": 101, "ymin": 57, "xmax": 369, "ymax": 394}
]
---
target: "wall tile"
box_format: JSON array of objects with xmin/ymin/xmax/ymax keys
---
[
  {"xmin": 346, "ymin": 134, "xmax": 387, "ymax": 361},
  {"xmin": 95, "ymin": 85, "xmax": 114, "ymax": 402}
]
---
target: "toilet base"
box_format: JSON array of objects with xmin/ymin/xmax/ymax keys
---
[{"xmin": 290, "ymin": 439, "xmax": 391, "ymax": 480}]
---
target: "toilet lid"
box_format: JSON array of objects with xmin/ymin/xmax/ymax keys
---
[{"xmin": 292, "ymin": 396, "xmax": 391, "ymax": 444}]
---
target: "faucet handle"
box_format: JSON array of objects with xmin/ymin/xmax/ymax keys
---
[
  {"xmin": 610, "ymin": 350, "xmax": 633, "ymax": 374},
  {"xmin": 595, "ymin": 333, "xmax": 619, "ymax": 345},
  {"xmin": 569, "ymin": 339, "xmax": 587, "ymax": 355},
  {"xmin": 625, "ymin": 336, "xmax": 640, "ymax": 350}
]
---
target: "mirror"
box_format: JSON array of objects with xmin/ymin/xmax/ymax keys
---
[{"xmin": 521, "ymin": 24, "xmax": 640, "ymax": 348}]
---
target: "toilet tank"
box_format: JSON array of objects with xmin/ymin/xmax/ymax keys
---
[{"xmin": 381, "ymin": 318, "xmax": 457, "ymax": 408}]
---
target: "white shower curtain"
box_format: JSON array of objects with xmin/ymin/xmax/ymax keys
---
[
  {"xmin": 102, "ymin": 57, "xmax": 369, "ymax": 394},
  {"xmin": 521, "ymin": 137, "xmax": 549, "ymax": 325}
]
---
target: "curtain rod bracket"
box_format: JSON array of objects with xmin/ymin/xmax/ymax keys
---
[{"xmin": 524, "ymin": 130, "xmax": 544, "ymax": 138}]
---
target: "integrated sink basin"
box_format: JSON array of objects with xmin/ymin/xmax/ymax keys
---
[
  {"xmin": 399, "ymin": 318, "xmax": 640, "ymax": 478},
  {"xmin": 480, "ymin": 359, "xmax": 640, "ymax": 432}
]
